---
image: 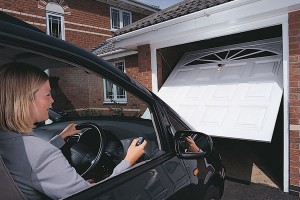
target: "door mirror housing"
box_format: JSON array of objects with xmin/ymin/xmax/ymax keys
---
[{"xmin": 175, "ymin": 130, "xmax": 213, "ymax": 159}]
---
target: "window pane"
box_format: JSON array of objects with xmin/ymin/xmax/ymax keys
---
[
  {"xmin": 105, "ymin": 80, "xmax": 114, "ymax": 100},
  {"xmin": 51, "ymin": 66, "xmax": 149, "ymax": 119},
  {"xmin": 116, "ymin": 87, "xmax": 126, "ymax": 99},
  {"xmin": 166, "ymin": 110, "xmax": 188, "ymax": 132},
  {"xmin": 122, "ymin": 12, "xmax": 131, "ymax": 27},
  {"xmin": 111, "ymin": 9, "xmax": 120, "ymax": 29},
  {"xmin": 114, "ymin": 61, "xmax": 126, "ymax": 100},
  {"xmin": 48, "ymin": 15, "xmax": 62, "ymax": 39},
  {"xmin": 115, "ymin": 62, "xmax": 124, "ymax": 72}
]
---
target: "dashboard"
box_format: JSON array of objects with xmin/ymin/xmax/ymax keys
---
[{"xmin": 33, "ymin": 117, "xmax": 159, "ymax": 180}]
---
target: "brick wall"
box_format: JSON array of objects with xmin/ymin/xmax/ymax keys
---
[
  {"xmin": 136, "ymin": 44, "xmax": 152, "ymax": 90},
  {"xmin": 289, "ymin": 10, "xmax": 300, "ymax": 196},
  {"xmin": 63, "ymin": 0, "xmax": 111, "ymax": 50},
  {"xmin": 0, "ymin": 0, "xmax": 148, "ymax": 50}
]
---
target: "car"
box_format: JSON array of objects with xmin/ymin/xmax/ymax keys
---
[{"xmin": 0, "ymin": 11, "xmax": 225, "ymax": 200}]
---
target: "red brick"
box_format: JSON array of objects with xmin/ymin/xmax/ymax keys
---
[
  {"xmin": 291, "ymin": 149, "xmax": 300, "ymax": 156},
  {"xmin": 290, "ymin": 131, "xmax": 300, "ymax": 138},
  {"xmin": 291, "ymin": 143, "xmax": 300, "ymax": 150},
  {"xmin": 290, "ymin": 178, "xmax": 299, "ymax": 186},
  {"xmin": 290, "ymin": 160, "xmax": 300, "ymax": 168},
  {"xmin": 290, "ymin": 56, "xmax": 300, "ymax": 63}
]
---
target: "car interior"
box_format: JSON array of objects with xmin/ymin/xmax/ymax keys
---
[
  {"xmin": 0, "ymin": 156, "xmax": 26, "ymax": 200},
  {"xmin": 0, "ymin": 43, "xmax": 163, "ymax": 182}
]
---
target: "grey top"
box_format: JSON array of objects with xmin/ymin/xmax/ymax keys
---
[{"xmin": 0, "ymin": 130, "xmax": 130, "ymax": 200}]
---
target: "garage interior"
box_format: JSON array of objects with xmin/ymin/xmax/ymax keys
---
[{"xmin": 157, "ymin": 25, "xmax": 284, "ymax": 189}]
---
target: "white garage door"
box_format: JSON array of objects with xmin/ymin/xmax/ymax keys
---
[{"xmin": 158, "ymin": 39, "xmax": 283, "ymax": 142}]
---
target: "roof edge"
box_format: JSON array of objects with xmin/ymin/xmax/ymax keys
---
[
  {"xmin": 96, "ymin": 0, "xmax": 160, "ymax": 13},
  {"xmin": 110, "ymin": 0, "xmax": 260, "ymax": 40}
]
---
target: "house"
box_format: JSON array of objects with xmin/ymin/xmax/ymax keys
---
[
  {"xmin": 0, "ymin": 0, "xmax": 159, "ymax": 50},
  {"xmin": 0, "ymin": 0, "xmax": 160, "ymax": 116},
  {"xmin": 92, "ymin": 0, "xmax": 300, "ymax": 196}
]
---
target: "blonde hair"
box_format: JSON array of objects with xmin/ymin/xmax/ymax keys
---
[{"xmin": 0, "ymin": 62, "xmax": 49, "ymax": 133}]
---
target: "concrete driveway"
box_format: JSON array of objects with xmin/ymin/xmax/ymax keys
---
[{"xmin": 221, "ymin": 180, "xmax": 299, "ymax": 200}]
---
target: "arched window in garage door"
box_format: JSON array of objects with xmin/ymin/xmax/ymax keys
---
[{"xmin": 184, "ymin": 48, "xmax": 279, "ymax": 66}]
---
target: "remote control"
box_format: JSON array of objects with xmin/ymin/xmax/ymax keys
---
[{"xmin": 136, "ymin": 137, "xmax": 145, "ymax": 146}]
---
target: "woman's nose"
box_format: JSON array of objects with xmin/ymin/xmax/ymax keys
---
[{"xmin": 50, "ymin": 96, "xmax": 54, "ymax": 103}]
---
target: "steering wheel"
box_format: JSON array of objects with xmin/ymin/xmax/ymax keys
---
[{"xmin": 61, "ymin": 122, "xmax": 105, "ymax": 178}]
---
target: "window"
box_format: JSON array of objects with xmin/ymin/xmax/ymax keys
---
[
  {"xmin": 46, "ymin": 13, "xmax": 64, "ymax": 39},
  {"xmin": 166, "ymin": 110, "xmax": 189, "ymax": 134},
  {"xmin": 104, "ymin": 61, "xmax": 127, "ymax": 103},
  {"xmin": 184, "ymin": 48, "xmax": 278, "ymax": 66},
  {"xmin": 110, "ymin": 7, "xmax": 132, "ymax": 30},
  {"xmin": 46, "ymin": 3, "xmax": 65, "ymax": 39}
]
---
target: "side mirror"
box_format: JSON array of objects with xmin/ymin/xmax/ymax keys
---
[{"xmin": 175, "ymin": 130, "xmax": 213, "ymax": 159}]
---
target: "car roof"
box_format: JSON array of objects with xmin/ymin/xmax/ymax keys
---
[{"xmin": 0, "ymin": 11, "xmax": 44, "ymax": 33}]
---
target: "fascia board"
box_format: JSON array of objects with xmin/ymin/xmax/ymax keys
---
[{"xmin": 99, "ymin": 49, "xmax": 138, "ymax": 60}]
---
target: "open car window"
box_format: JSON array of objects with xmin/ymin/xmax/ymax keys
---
[
  {"xmin": 49, "ymin": 64, "xmax": 160, "ymax": 146},
  {"xmin": 0, "ymin": 43, "xmax": 163, "ymax": 183}
]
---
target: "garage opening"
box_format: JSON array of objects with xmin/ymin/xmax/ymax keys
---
[
  {"xmin": 157, "ymin": 25, "xmax": 284, "ymax": 188},
  {"xmin": 214, "ymin": 101, "xmax": 283, "ymax": 188}
]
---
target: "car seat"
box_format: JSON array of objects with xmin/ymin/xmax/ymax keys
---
[{"xmin": 0, "ymin": 156, "xmax": 26, "ymax": 200}]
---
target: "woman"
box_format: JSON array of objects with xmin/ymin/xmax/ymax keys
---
[{"xmin": 0, "ymin": 62, "xmax": 147, "ymax": 199}]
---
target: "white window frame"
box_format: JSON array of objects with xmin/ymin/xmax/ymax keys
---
[
  {"xmin": 46, "ymin": 12, "xmax": 65, "ymax": 40},
  {"xmin": 110, "ymin": 7, "xmax": 132, "ymax": 31},
  {"xmin": 103, "ymin": 60, "xmax": 127, "ymax": 103}
]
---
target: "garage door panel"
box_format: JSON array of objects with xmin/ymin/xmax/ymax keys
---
[
  {"xmin": 186, "ymin": 86, "xmax": 207, "ymax": 98},
  {"xmin": 199, "ymin": 106, "xmax": 229, "ymax": 126},
  {"xmin": 158, "ymin": 50, "xmax": 282, "ymax": 142},
  {"xmin": 172, "ymin": 69, "xmax": 193, "ymax": 84},
  {"xmin": 159, "ymin": 87, "xmax": 181, "ymax": 98},
  {"xmin": 177, "ymin": 104, "xmax": 201, "ymax": 123},
  {"xmin": 245, "ymin": 83, "xmax": 273, "ymax": 98},
  {"xmin": 211, "ymin": 85, "xmax": 237, "ymax": 100},
  {"xmin": 234, "ymin": 107, "xmax": 267, "ymax": 129},
  {"xmin": 191, "ymin": 67, "xmax": 216, "ymax": 82},
  {"xmin": 249, "ymin": 59, "xmax": 282, "ymax": 80},
  {"xmin": 219, "ymin": 63, "xmax": 246, "ymax": 80}
]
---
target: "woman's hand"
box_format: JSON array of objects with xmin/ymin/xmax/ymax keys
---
[
  {"xmin": 124, "ymin": 138, "xmax": 147, "ymax": 166},
  {"xmin": 59, "ymin": 123, "xmax": 81, "ymax": 139},
  {"xmin": 185, "ymin": 136, "xmax": 200, "ymax": 153}
]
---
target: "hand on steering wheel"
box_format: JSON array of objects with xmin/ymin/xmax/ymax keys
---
[
  {"xmin": 62, "ymin": 122, "xmax": 105, "ymax": 178},
  {"xmin": 59, "ymin": 123, "xmax": 81, "ymax": 139}
]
